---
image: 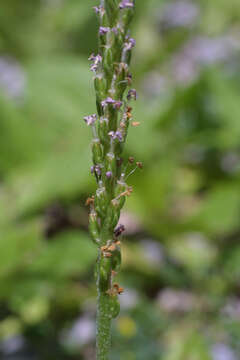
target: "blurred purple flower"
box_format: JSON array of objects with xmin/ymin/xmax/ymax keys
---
[
  {"xmin": 211, "ymin": 344, "xmax": 237, "ymax": 360},
  {"xmin": 141, "ymin": 71, "xmax": 168, "ymax": 98},
  {"xmin": 0, "ymin": 56, "xmax": 25, "ymax": 100},
  {"xmin": 0, "ymin": 336, "xmax": 26, "ymax": 355},
  {"xmin": 141, "ymin": 240, "xmax": 164, "ymax": 265},
  {"xmin": 119, "ymin": 289, "xmax": 139, "ymax": 309},
  {"xmin": 171, "ymin": 35, "xmax": 240, "ymax": 86},
  {"xmin": 157, "ymin": 288, "xmax": 195, "ymax": 313},
  {"xmin": 60, "ymin": 316, "xmax": 95, "ymax": 348},
  {"xmin": 159, "ymin": 0, "xmax": 199, "ymax": 30},
  {"xmin": 186, "ymin": 36, "xmax": 234, "ymax": 65}
]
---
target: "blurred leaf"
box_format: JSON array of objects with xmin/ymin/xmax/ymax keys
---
[
  {"xmin": 29, "ymin": 230, "xmax": 95, "ymax": 278},
  {"xmin": 195, "ymin": 184, "xmax": 240, "ymax": 235},
  {"xmin": 0, "ymin": 221, "xmax": 41, "ymax": 278}
]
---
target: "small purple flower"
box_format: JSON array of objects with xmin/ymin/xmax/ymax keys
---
[
  {"xmin": 113, "ymin": 101, "xmax": 123, "ymax": 110},
  {"xmin": 108, "ymin": 131, "xmax": 123, "ymax": 142},
  {"xmin": 106, "ymin": 171, "xmax": 113, "ymax": 179},
  {"xmin": 112, "ymin": 27, "xmax": 118, "ymax": 35},
  {"xmin": 88, "ymin": 54, "xmax": 102, "ymax": 73},
  {"xmin": 91, "ymin": 165, "xmax": 102, "ymax": 176},
  {"xmin": 95, "ymin": 165, "xmax": 102, "ymax": 176},
  {"xmin": 119, "ymin": 0, "xmax": 134, "ymax": 9},
  {"xmin": 93, "ymin": 5, "xmax": 105, "ymax": 16},
  {"xmin": 99, "ymin": 27, "xmax": 110, "ymax": 36},
  {"xmin": 127, "ymin": 89, "xmax": 137, "ymax": 101},
  {"xmin": 93, "ymin": 6, "xmax": 100, "ymax": 14},
  {"xmin": 124, "ymin": 37, "xmax": 136, "ymax": 51},
  {"xmin": 101, "ymin": 97, "xmax": 116, "ymax": 107},
  {"xmin": 115, "ymin": 131, "xmax": 123, "ymax": 142},
  {"xmin": 101, "ymin": 98, "xmax": 123, "ymax": 109},
  {"xmin": 84, "ymin": 114, "xmax": 97, "ymax": 126}
]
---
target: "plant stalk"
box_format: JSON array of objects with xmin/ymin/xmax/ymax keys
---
[{"xmin": 84, "ymin": 1, "xmax": 137, "ymax": 359}]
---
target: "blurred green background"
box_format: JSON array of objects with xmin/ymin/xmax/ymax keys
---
[{"xmin": 1, "ymin": 0, "xmax": 240, "ymax": 359}]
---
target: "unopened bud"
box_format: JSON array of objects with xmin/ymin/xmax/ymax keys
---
[
  {"xmin": 106, "ymin": 171, "xmax": 113, "ymax": 179},
  {"xmin": 92, "ymin": 138, "xmax": 103, "ymax": 164}
]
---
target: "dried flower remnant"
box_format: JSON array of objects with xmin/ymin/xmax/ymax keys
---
[
  {"xmin": 114, "ymin": 224, "xmax": 125, "ymax": 237},
  {"xmin": 127, "ymin": 88, "xmax": 137, "ymax": 100}
]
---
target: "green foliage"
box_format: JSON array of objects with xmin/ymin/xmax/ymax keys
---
[{"xmin": 1, "ymin": 0, "xmax": 240, "ymax": 359}]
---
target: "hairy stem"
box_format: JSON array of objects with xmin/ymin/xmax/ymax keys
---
[{"xmin": 96, "ymin": 290, "xmax": 112, "ymax": 359}]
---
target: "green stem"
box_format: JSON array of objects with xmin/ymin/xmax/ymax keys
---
[{"xmin": 96, "ymin": 290, "xmax": 112, "ymax": 360}]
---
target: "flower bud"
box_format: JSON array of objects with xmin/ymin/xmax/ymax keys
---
[
  {"xmin": 92, "ymin": 138, "xmax": 103, "ymax": 164},
  {"xmin": 103, "ymin": 203, "xmax": 120, "ymax": 232},
  {"xmin": 99, "ymin": 27, "xmax": 110, "ymax": 47},
  {"xmin": 105, "ymin": 152, "xmax": 117, "ymax": 177},
  {"xmin": 95, "ymin": 186, "xmax": 108, "ymax": 217},
  {"xmin": 115, "ymin": 63, "xmax": 129, "ymax": 97},
  {"xmin": 103, "ymin": 47, "xmax": 114, "ymax": 79},
  {"xmin": 127, "ymin": 88, "xmax": 137, "ymax": 101},
  {"xmin": 104, "ymin": 0, "xmax": 119, "ymax": 26},
  {"xmin": 121, "ymin": 4, "xmax": 135, "ymax": 29},
  {"xmin": 114, "ymin": 180, "xmax": 127, "ymax": 209},
  {"xmin": 89, "ymin": 211, "xmax": 100, "ymax": 244},
  {"xmin": 94, "ymin": 75, "xmax": 107, "ymax": 99},
  {"xmin": 106, "ymin": 171, "xmax": 113, "ymax": 179},
  {"xmin": 98, "ymin": 117, "xmax": 109, "ymax": 145}
]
